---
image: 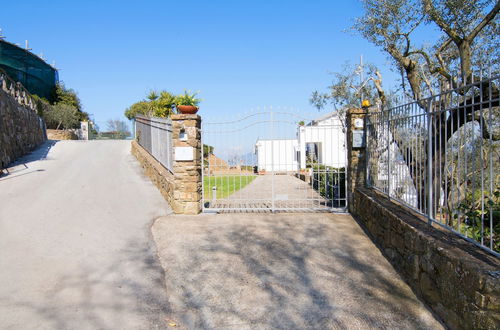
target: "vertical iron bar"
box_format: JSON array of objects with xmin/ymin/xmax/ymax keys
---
[
  {"xmin": 427, "ymin": 99, "xmax": 434, "ymax": 224},
  {"xmin": 387, "ymin": 108, "xmax": 391, "ymax": 197},
  {"xmin": 270, "ymin": 108, "xmax": 275, "ymax": 212}
]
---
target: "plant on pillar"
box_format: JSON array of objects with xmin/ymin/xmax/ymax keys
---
[{"xmin": 175, "ymin": 90, "xmax": 201, "ymax": 114}]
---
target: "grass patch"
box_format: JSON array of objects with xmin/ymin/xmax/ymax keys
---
[{"xmin": 204, "ymin": 175, "xmax": 257, "ymax": 199}]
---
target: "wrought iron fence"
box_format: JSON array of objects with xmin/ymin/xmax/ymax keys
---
[
  {"xmin": 135, "ymin": 115, "xmax": 173, "ymax": 171},
  {"xmin": 366, "ymin": 75, "xmax": 500, "ymax": 256}
]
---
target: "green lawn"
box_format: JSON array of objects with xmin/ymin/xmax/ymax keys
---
[{"xmin": 204, "ymin": 175, "xmax": 257, "ymax": 199}]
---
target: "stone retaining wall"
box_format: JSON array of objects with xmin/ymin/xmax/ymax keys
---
[
  {"xmin": 131, "ymin": 140, "xmax": 175, "ymax": 208},
  {"xmin": 0, "ymin": 88, "xmax": 46, "ymax": 168},
  {"xmin": 352, "ymin": 187, "xmax": 500, "ymax": 329},
  {"xmin": 46, "ymin": 129, "xmax": 78, "ymax": 140}
]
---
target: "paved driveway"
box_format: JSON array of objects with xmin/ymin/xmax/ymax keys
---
[
  {"xmin": 208, "ymin": 174, "xmax": 332, "ymax": 210},
  {"xmin": 0, "ymin": 140, "xmax": 171, "ymax": 329},
  {"xmin": 152, "ymin": 213, "xmax": 444, "ymax": 329}
]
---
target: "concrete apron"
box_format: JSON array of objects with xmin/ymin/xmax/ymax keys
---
[{"xmin": 152, "ymin": 212, "xmax": 444, "ymax": 329}]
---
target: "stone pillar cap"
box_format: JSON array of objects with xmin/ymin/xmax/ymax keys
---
[{"xmin": 171, "ymin": 114, "xmax": 201, "ymax": 120}]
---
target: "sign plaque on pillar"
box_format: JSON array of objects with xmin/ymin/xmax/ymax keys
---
[
  {"xmin": 175, "ymin": 146, "xmax": 194, "ymax": 161},
  {"xmin": 352, "ymin": 130, "xmax": 365, "ymax": 148}
]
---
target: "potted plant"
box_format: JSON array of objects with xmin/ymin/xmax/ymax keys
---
[{"xmin": 175, "ymin": 90, "xmax": 201, "ymax": 114}]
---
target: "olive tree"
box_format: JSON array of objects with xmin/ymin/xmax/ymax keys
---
[
  {"xmin": 354, "ymin": 0, "xmax": 499, "ymax": 99},
  {"xmin": 44, "ymin": 103, "xmax": 80, "ymax": 130},
  {"xmin": 352, "ymin": 0, "xmax": 500, "ymax": 231}
]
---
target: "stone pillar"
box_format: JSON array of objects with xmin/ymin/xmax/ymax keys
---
[
  {"xmin": 346, "ymin": 107, "xmax": 368, "ymax": 212},
  {"xmin": 171, "ymin": 114, "xmax": 202, "ymax": 214}
]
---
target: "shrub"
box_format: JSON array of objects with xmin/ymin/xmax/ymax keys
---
[
  {"xmin": 311, "ymin": 164, "xmax": 346, "ymax": 207},
  {"xmin": 457, "ymin": 189, "xmax": 500, "ymax": 252}
]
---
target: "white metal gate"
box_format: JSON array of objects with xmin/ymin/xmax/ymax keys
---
[{"xmin": 202, "ymin": 109, "xmax": 347, "ymax": 213}]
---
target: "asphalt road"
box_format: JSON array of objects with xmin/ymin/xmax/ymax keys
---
[{"xmin": 0, "ymin": 140, "xmax": 171, "ymax": 329}]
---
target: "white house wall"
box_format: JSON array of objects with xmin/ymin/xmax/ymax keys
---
[
  {"xmin": 255, "ymin": 139, "xmax": 299, "ymax": 172},
  {"xmin": 298, "ymin": 118, "xmax": 346, "ymax": 169}
]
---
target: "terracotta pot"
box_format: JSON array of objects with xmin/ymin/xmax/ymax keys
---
[{"xmin": 177, "ymin": 105, "xmax": 199, "ymax": 114}]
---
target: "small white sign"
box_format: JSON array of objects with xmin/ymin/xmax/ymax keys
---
[
  {"xmin": 175, "ymin": 147, "xmax": 194, "ymax": 161},
  {"xmin": 352, "ymin": 130, "xmax": 365, "ymax": 148},
  {"xmin": 354, "ymin": 118, "xmax": 364, "ymax": 128}
]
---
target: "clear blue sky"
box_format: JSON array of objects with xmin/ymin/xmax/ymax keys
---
[{"xmin": 1, "ymin": 0, "xmax": 401, "ymax": 126}]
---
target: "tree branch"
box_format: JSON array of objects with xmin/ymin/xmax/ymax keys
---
[
  {"xmin": 422, "ymin": 0, "xmax": 461, "ymax": 43},
  {"xmin": 397, "ymin": 32, "xmax": 412, "ymax": 56},
  {"xmin": 468, "ymin": 0, "xmax": 500, "ymax": 41}
]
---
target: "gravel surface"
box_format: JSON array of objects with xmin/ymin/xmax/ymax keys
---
[{"xmin": 152, "ymin": 213, "xmax": 444, "ymax": 329}]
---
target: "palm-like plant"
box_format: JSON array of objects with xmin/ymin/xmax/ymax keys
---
[
  {"xmin": 147, "ymin": 90, "xmax": 159, "ymax": 102},
  {"xmin": 155, "ymin": 91, "xmax": 176, "ymax": 117},
  {"xmin": 175, "ymin": 90, "xmax": 201, "ymax": 107}
]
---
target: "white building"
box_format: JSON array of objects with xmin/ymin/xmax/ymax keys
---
[
  {"xmin": 298, "ymin": 112, "xmax": 346, "ymax": 169},
  {"xmin": 254, "ymin": 112, "xmax": 346, "ymax": 172},
  {"xmin": 255, "ymin": 139, "xmax": 299, "ymax": 172}
]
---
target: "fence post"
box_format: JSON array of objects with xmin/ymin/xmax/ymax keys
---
[
  {"xmin": 131, "ymin": 118, "xmax": 136, "ymax": 140},
  {"xmin": 346, "ymin": 107, "xmax": 368, "ymax": 212},
  {"xmin": 171, "ymin": 114, "xmax": 202, "ymax": 214},
  {"xmin": 426, "ymin": 99, "xmax": 433, "ymax": 225}
]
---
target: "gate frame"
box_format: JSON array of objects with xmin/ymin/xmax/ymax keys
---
[{"xmin": 201, "ymin": 109, "xmax": 348, "ymax": 213}]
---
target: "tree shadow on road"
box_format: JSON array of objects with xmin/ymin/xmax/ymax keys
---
[{"xmin": 153, "ymin": 214, "xmax": 443, "ymax": 329}]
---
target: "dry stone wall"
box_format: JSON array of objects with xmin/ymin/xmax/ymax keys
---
[
  {"xmin": 46, "ymin": 129, "xmax": 78, "ymax": 140},
  {"xmin": 0, "ymin": 88, "xmax": 46, "ymax": 168},
  {"xmin": 352, "ymin": 188, "xmax": 500, "ymax": 329},
  {"xmin": 345, "ymin": 108, "xmax": 500, "ymax": 329},
  {"xmin": 131, "ymin": 140, "xmax": 175, "ymax": 208}
]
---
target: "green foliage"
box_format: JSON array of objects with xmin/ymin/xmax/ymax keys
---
[
  {"xmin": 353, "ymin": 0, "xmax": 499, "ymax": 98},
  {"xmin": 124, "ymin": 101, "xmax": 150, "ymax": 120},
  {"xmin": 147, "ymin": 90, "xmax": 159, "ymax": 102},
  {"xmin": 310, "ymin": 61, "xmax": 396, "ymax": 112},
  {"xmin": 124, "ymin": 90, "xmax": 177, "ymax": 119},
  {"xmin": 44, "ymin": 103, "xmax": 80, "ymax": 130},
  {"xmin": 457, "ymin": 189, "xmax": 500, "ymax": 252},
  {"xmin": 89, "ymin": 121, "xmax": 99, "ymax": 137},
  {"xmin": 52, "ymin": 83, "xmax": 82, "ymax": 112},
  {"xmin": 311, "ymin": 165, "xmax": 346, "ymax": 207},
  {"xmin": 203, "ymin": 144, "xmax": 214, "ymax": 156},
  {"xmin": 41, "ymin": 82, "xmax": 89, "ymax": 127},
  {"xmin": 175, "ymin": 90, "xmax": 201, "ymax": 107},
  {"xmin": 31, "ymin": 94, "xmax": 50, "ymax": 117},
  {"xmin": 152, "ymin": 91, "xmax": 176, "ymax": 118},
  {"xmin": 124, "ymin": 89, "xmax": 202, "ymax": 120},
  {"xmin": 203, "ymin": 144, "xmax": 214, "ymax": 165}
]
